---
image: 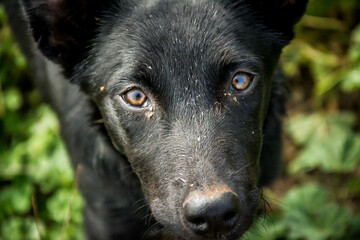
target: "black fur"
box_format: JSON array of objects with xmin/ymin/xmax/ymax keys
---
[{"xmin": 5, "ymin": 0, "xmax": 307, "ymax": 239}]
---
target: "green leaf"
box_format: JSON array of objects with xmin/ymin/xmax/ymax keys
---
[
  {"xmin": 282, "ymin": 184, "xmax": 353, "ymax": 240},
  {"xmin": 0, "ymin": 217, "xmax": 39, "ymax": 240},
  {"xmin": 46, "ymin": 188, "xmax": 83, "ymax": 223},
  {"xmin": 286, "ymin": 113, "xmax": 356, "ymax": 145},
  {"xmin": 286, "ymin": 113, "xmax": 360, "ymax": 173},
  {"xmin": 341, "ymin": 24, "xmax": 360, "ymax": 92},
  {"xmin": 342, "ymin": 65, "xmax": 360, "ymax": 92},
  {"xmin": 29, "ymin": 142, "xmax": 73, "ymax": 193},
  {"xmin": 0, "ymin": 179, "xmax": 33, "ymax": 215},
  {"xmin": 3, "ymin": 88, "xmax": 23, "ymax": 111},
  {"xmin": 46, "ymin": 189, "xmax": 72, "ymax": 223},
  {"xmin": 348, "ymin": 24, "xmax": 360, "ymax": 63},
  {"xmin": 245, "ymin": 215, "xmax": 285, "ymax": 240},
  {"xmin": 44, "ymin": 188, "xmax": 84, "ymax": 239}
]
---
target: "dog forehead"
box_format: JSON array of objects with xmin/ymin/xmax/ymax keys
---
[
  {"xmin": 90, "ymin": 0, "xmax": 269, "ymax": 99},
  {"xmin": 109, "ymin": 1, "xmax": 256, "ymax": 82},
  {"xmin": 126, "ymin": 2, "xmax": 239, "ymax": 61}
]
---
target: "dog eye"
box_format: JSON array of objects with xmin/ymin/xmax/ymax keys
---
[
  {"xmin": 230, "ymin": 72, "xmax": 252, "ymax": 91},
  {"xmin": 123, "ymin": 89, "xmax": 148, "ymax": 107}
]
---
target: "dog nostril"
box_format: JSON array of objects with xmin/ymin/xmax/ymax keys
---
[
  {"xmin": 184, "ymin": 210, "xmax": 210, "ymax": 234},
  {"xmin": 223, "ymin": 210, "xmax": 240, "ymax": 229},
  {"xmin": 186, "ymin": 216, "xmax": 209, "ymax": 233},
  {"xmin": 183, "ymin": 191, "xmax": 241, "ymax": 237},
  {"xmin": 190, "ymin": 217, "xmax": 207, "ymax": 225},
  {"xmin": 224, "ymin": 211, "xmax": 237, "ymax": 222}
]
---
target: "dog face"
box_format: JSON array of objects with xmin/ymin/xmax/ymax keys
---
[{"xmin": 23, "ymin": 0, "xmax": 307, "ymax": 239}]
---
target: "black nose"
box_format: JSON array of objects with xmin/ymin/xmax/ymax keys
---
[{"xmin": 183, "ymin": 191, "xmax": 241, "ymax": 237}]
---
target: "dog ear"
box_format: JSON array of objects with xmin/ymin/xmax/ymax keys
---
[
  {"xmin": 21, "ymin": 0, "xmax": 110, "ymax": 75},
  {"xmin": 226, "ymin": 0, "xmax": 308, "ymax": 40},
  {"xmin": 260, "ymin": 0, "xmax": 308, "ymax": 35}
]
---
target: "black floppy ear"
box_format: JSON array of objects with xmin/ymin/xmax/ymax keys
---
[{"xmin": 21, "ymin": 0, "xmax": 109, "ymax": 75}]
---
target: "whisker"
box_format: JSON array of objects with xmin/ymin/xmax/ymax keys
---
[
  {"xmin": 142, "ymin": 222, "xmax": 161, "ymax": 240},
  {"xmin": 231, "ymin": 162, "xmax": 254, "ymax": 176},
  {"xmin": 131, "ymin": 198, "xmax": 147, "ymax": 208},
  {"xmin": 132, "ymin": 203, "xmax": 150, "ymax": 214}
]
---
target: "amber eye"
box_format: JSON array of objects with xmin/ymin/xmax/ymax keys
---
[
  {"xmin": 230, "ymin": 72, "xmax": 252, "ymax": 91},
  {"xmin": 123, "ymin": 89, "xmax": 148, "ymax": 107}
]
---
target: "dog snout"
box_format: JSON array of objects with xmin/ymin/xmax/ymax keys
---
[{"xmin": 182, "ymin": 189, "xmax": 241, "ymax": 237}]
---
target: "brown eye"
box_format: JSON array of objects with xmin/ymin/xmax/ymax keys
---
[
  {"xmin": 230, "ymin": 72, "xmax": 252, "ymax": 91},
  {"xmin": 123, "ymin": 89, "xmax": 148, "ymax": 107}
]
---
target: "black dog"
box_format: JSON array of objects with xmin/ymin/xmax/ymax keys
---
[{"xmin": 4, "ymin": 0, "xmax": 308, "ymax": 239}]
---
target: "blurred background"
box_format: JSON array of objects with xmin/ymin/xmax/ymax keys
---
[{"xmin": 0, "ymin": 0, "xmax": 360, "ymax": 239}]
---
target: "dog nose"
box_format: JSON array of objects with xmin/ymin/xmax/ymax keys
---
[{"xmin": 183, "ymin": 191, "xmax": 241, "ymax": 237}]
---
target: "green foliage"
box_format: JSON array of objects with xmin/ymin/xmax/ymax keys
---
[
  {"xmin": 248, "ymin": 184, "xmax": 359, "ymax": 240},
  {"xmin": 342, "ymin": 25, "xmax": 360, "ymax": 91},
  {"xmin": 0, "ymin": 217, "xmax": 39, "ymax": 240},
  {"xmin": 282, "ymin": 184, "xmax": 353, "ymax": 240},
  {"xmin": 246, "ymin": 215, "xmax": 285, "ymax": 240},
  {"xmin": 286, "ymin": 113, "xmax": 360, "ymax": 173},
  {"xmin": 281, "ymin": 0, "xmax": 360, "ymax": 99},
  {"xmin": 0, "ymin": 179, "xmax": 34, "ymax": 217},
  {"xmin": 0, "ymin": 5, "xmax": 83, "ymax": 240},
  {"xmin": 249, "ymin": 0, "xmax": 360, "ymax": 239}
]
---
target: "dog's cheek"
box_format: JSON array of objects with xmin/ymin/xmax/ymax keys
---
[
  {"xmin": 123, "ymin": 132, "xmax": 190, "ymax": 230},
  {"xmin": 223, "ymin": 94, "xmax": 267, "ymax": 186},
  {"xmin": 92, "ymin": 98, "xmax": 180, "ymax": 222},
  {"xmin": 94, "ymin": 100, "xmax": 131, "ymax": 153},
  {"xmin": 130, "ymin": 159, "xmax": 185, "ymax": 231},
  {"xmin": 116, "ymin": 119, "xmax": 174, "ymax": 195}
]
